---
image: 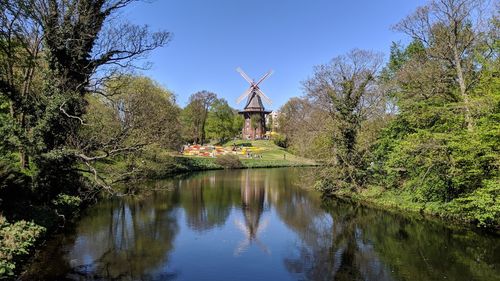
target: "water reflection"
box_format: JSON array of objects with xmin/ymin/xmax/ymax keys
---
[
  {"xmin": 66, "ymin": 192, "xmax": 180, "ymax": 280},
  {"xmin": 234, "ymin": 169, "xmax": 270, "ymax": 255},
  {"xmin": 24, "ymin": 168, "xmax": 500, "ymax": 281}
]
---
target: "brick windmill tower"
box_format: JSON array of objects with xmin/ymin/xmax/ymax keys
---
[{"xmin": 236, "ymin": 67, "xmax": 273, "ymax": 140}]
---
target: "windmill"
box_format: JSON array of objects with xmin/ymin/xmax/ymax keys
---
[{"xmin": 236, "ymin": 67, "xmax": 273, "ymax": 140}]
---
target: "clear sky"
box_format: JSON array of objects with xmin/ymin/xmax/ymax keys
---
[{"xmin": 123, "ymin": 0, "xmax": 423, "ymax": 110}]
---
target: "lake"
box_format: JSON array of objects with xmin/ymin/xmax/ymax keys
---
[{"xmin": 23, "ymin": 168, "xmax": 499, "ymax": 281}]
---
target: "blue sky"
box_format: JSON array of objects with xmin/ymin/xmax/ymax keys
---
[{"xmin": 123, "ymin": 0, "xmax": 423, "ymax": 110}]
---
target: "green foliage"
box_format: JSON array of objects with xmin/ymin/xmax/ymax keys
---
[
  {"xmin": 205, "ymin": 99, "xmax": 238, "ymax": 143},
  {"xmin": 446, "ymin": 180, "xmax": 500, "ymax": 228},
  {"xmin": 110, "ymin": 144, "xmax": 180, "ymax": 181},
  {"xmin": 373, "ymin": 99, "xmax": 499, "ymax": 203},
  {"xmin": 181, "ymin": 91, "xmax": 216, "ymax": 144},
  {"xmin": 173, "ymin": 156, "xmax": 223, "ymax": 171},
  {"xmin": 215, "ymin": 155, "xmax": 242, "ymax": 169},
  {"xmin": 105, "ymin": 75, "xmax": 182, "ymax": 150},
  {"xmin": 278, "ymin": 97, "xmax": 333, "ymax": 159},
  {"xmin": 52, "ymin": 194, "xmax": 82, "ymax": 219},
  {"xmin": 371, "ymin": 33, "xmax": 500, "ymax": 203},
  {"xmin": 272, "ymin": 133, "xmax": 288, "ymax": 148},
  {"xmin": 0, "ymin": 216, "xmax": 45, "ymax": 277},
  {"xmin": 250, "ymin": 114, "xmax": 263, "ymax": 130},
  {"xmin": 0, "ymin": 1, "xmax": 174, "ymax": 278}
]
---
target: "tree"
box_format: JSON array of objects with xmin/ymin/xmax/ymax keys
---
[
  {"xmin": 79, "ymin": 75, "xmax": 181, "ymax": 150},
  {"xmin": 304, "ymin": 49, "xmax": 383, "ymax": 189},
  {"xmin": 233, "ymin": 114, "xmax": 244, "ymax": 137},
  {"xmin": 205, "ymin": 98, "xmax": 237, "ymax": 144},
  {"xmin": 0, "ymin": 1, "xmax": 44, "ymax": 168},
  {"xmin": 278, "ymin": 97, "xmax": 331, "ymax": 158},
  {"xmin": 0, "ymin": 0, "xmax": 171, "ymax": 193},
  {"xmin": 369, "ymin": 5, "xmax": 499, "ymax": 204},
  {"xmin": 250, "ymin": 114, "xmax": 263, "ymax": 138},
  {"xmin": 181, "ymin": 91, "xmax": 216, "ymax": 144},
  {"xmin": 394, "ymin": 0, "xmax": 492, "ymax": 131},
  {"xmin": 111, "ymin": 76, "xmax": 181, "ymax": 150}
]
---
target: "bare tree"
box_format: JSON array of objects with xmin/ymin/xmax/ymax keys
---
[
  {"xmin": 304, "ymin": 49, "xmax": 383, "ymax": 189},
  {"xmin": 394, "ymin": 0, "xmax": 492, "ymax": 131},
  {"xmin": 278, "ymin": 97, "xmax": 331, "ymax": 158}
]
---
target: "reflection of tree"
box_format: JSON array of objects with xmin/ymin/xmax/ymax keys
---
[
  {"xmin": 361, "ymin": 209, "xmax": 500, "ymax": 281},
  {"xmin": 281, "ymin": 191, "xmax": 500, "ymax": 281},
  {"xmin": 265, "ymin": 168, "xmax": 395, "ymax": 280},
  {"xmin": 178, "ymin": 172, "xmax": 239, "ymax": 232},
  {"xmin": 282, "ymin": 200, "xmax": 395, "ymax": 281},
  {"xmin": 23, "ymin": 168, "xmax": 500, "ymax": 280},
  {"xmin": 66, "ymin": 193, "xmax": 179, "ymax": 280}
]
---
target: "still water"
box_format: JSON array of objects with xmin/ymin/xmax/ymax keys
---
[{"xmin": 24, "ymin": 168, "xmax": 499, "ymax": 281}]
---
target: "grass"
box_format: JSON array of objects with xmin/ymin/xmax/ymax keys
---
[{"xmin": 177, "ymin": 139, "xmax": 318, "ymax": 169}]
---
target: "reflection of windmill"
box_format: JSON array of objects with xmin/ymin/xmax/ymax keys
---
[
  {"xmin": 236, "ymin": 67, "xmax": 273, "ymax": 140},
  {"xmin": 234, "ymin": 170, "xmax": 270, "ymax": 256}
]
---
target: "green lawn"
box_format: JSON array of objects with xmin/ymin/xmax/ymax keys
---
[
  {"xmin": 178, "ymin": 139, "xmax": 318, "ymax": 169},
  {"xmin": 226, "ymin": 139, "xmax": 315, "ymax": 163}
]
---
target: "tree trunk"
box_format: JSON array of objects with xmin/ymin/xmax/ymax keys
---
[
  {"xmin": 453, "ymin": 47, "xmax": 473, "ymax": 131},
  {"xmin": 19, "ymin": 149, "xmax": 28, "ymax": 169}
]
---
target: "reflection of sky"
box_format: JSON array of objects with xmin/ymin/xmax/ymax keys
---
[
  {"xmin": 165, "ymin": 207, "xmax": 300, "ymax": 281},
  {"xmin": 48, "ymin": 168, "xmax": 500, "ymax": 281},
  {"xmin": 62, "ymin": 168, "xmax": 398, "ymax": 280}
]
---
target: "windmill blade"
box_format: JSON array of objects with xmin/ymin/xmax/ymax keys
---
[
  {"xmin": 255, "ymin": 238, "xmax": 271, "ymax": 255},
  {"xmin": 234, "ymin": 239, "xmax": 251, "ymax": 256},
  {"xmin": 234, "ymin": 219, "xmax": 250, "ymax": 236},
  {"xmin": 256, "ymin": 89, "xmax": 272, "ymax": 105},
  {"xmin": 256, "ymin": 217, "xmax": 269, "ymax": 235},
  {"xmin": 236, "ymin": 88, "xmax": 252, "ymax": 104},
  {"xmin": 255, "ymin": 70, "xmax": 273, "ymax": 87},
  {"xmin": 236, "ymin": 67, "xmax": 254, "ymax": 85}
]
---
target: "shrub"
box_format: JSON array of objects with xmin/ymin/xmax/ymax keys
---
[
  {"xmin": 52, "ymin": 194, "xmax": 82, "ymax": 219},
  {"xmin": 215, "ymin": 154, "xmax": 242, "ymax": 169},
  {"xmin": 0, "ymin": 216, "xmax": 45, "ymax": 277},
  {"xmin": 446, "ymin": 180, "xmax": 500, "ymax": 228},
  {"xmin": 373, "ymin": 127, "xmax": 499, "ymax": 203},
  {"xmin": 272, "ymin": 134, "xmax": 288, "ymax": 148}
]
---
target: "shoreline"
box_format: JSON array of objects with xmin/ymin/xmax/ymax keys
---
[{"xmin": 327, "ymin": 187, "xmax": 500, "ymax": 235}]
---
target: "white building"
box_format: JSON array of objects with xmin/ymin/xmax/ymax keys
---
[{"xmin": 266, "ymin": 110, "xmax": 280, "ymax": 131}]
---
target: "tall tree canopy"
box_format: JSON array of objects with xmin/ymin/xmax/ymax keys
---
[
  {"xmin": 205, "ymin": 98, "xmax": 239, "ymax": 144},
  {"xmin": 181, "ymin": 90, "xmax": 216, "ymax": 144},
  {"xmin": 394, "ymin": 0, "xmax": 492, "ymax": 131},
  {"xmin": 304, "ymin": 49, "xmax": 384, "ymax": 189},
  {"xmin": 0, "ymin": 0, "xmax": 171, "ymax": 192}
]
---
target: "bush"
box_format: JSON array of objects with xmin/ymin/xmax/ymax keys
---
[
  {"xmin": 0, "ymin": 216, "xmax": 45, "ymax": 277},
  {"xmin": 373, "ymin": 125, "xmax": 499, "ymax": 203},
  {"xmin": 446, "ymin": 180, "xmax": 500, "ymax": 228},
  {"xmin": 52, "ymin": 194, "xmax": 82, "ymax": 219},
  {"xmin": 215, "ymin": 154, "xmax": 242, "ymax": 169},
  {"xmin": 272, "ymin": 133, "xmax": 288, "ymax": 148}
]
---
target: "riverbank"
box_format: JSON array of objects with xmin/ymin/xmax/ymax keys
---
[
  {"xmin": 329, "ymin": 183, "xmax": 500, "ymax": 234},
  {"xmin": 174, "ymin": 156, "xmax": 318, "ymax": 171}
]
